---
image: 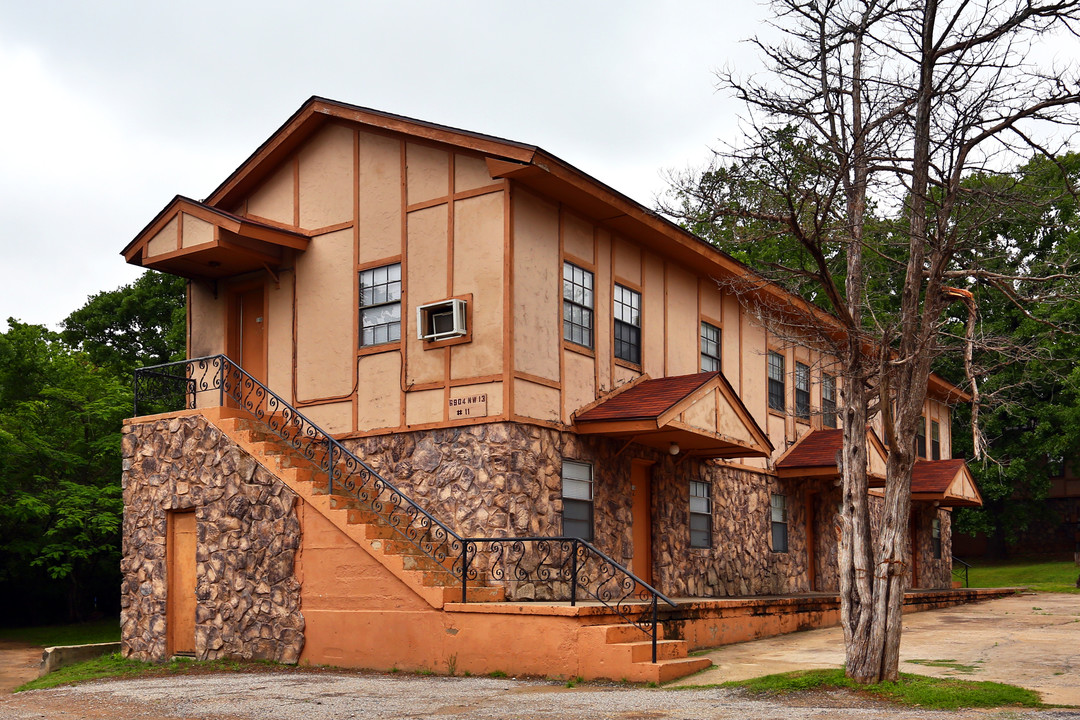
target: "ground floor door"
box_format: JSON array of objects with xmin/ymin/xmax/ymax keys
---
[
  {"xmin": 629, "ymin": 461, "xmax": 654, "ymax": 585},
  {"xmin": 167, "ymin": 510, "xmax": 197, "ymax": 656}
]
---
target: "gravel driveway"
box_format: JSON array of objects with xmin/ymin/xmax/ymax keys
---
[{"xmin": 3, "ymin": 672, "xmax": 1080, "ymax": 720}]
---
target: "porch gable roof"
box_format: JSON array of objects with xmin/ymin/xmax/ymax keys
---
[
  {"xmin": 122, "ymin": 195, "xmax": 310, "ymax": 280},
  {"xmin": 910, "ymin": 459, "xmax": 983, "ymax": 507},
  {"xmin": 572, "ymin": 371, "xmax": 773, "ymax": 460},
  {"xmin": 774, "ymin": 427, "xmax": 889, "ymax": 485}
]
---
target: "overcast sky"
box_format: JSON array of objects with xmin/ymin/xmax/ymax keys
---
[{"xmin": 0, "ymin": 1, "xmax": 773, "ymax": 331}]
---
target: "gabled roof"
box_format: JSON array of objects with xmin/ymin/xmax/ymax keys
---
[
  {"xmin": 910, "ymin": 459, "xmax": 983, "ymax": 507},
  {"xmin": 573, "ymin": 371, "xmax": 772, "ymax": 459},
  {"xmin": 122, "ymin": 195, "xmax": 309, "ymax": 280},
  {"xmin": 774, "ymin": 427, "xmax": 889, "ymax": 485},
  {"xmin": 121, "ymin": 96, "xmax": 967, "ymax": 402}
]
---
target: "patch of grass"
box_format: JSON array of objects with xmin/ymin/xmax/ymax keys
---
[
  {"xmin": 905, "ymin": 658, "xmax": 983, "ymax": 673},
  {"xmin": 0, "ymin": 618, "xmax": 120, "ymax": 648},
  {"xmin": 965, "ymin": 557, "xmax": 1080, "ymax": 594},
  {"xmin": 488, "ymin": 670, "xmax": 507, "ymax": 678},
  {"xmin": 693, "ymin": 669, "xmax": 1044, "ymax": 710},
  {"xmin": 17, "ymin": 653, "xmax": 146, "ymax": 692},
  {"xmin": 17, "ymin": 653, "xmax": 291, "ymax": 693}
]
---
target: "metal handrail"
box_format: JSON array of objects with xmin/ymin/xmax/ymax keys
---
[
  {"xmin": 951, "ymin": 555, "xmax": 971, "ymax": 588},
  {"xmin": 133, "ymin": 355, "xmax": 676, "ymax": 659}
]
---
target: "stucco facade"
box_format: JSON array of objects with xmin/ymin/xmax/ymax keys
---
[{"xmin": 120, "ymin": 98, "xmax": 977, "ymax": 671}]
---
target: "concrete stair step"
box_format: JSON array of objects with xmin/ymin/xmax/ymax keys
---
[
  {"xmin": 594, "ymin": 623, "xmax": 666, "ymax": 644},
  {"xmin": 653, "ymin": 656, "xmax": 714, "ymax": 684},
  {"xmin": 615, "ymin": 639, "xmax": 686, "ymax": 663}
]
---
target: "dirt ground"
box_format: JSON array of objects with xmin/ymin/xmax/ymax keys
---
[
  {"xmin": 0, "ymin": 641, "xmax": 43, "ymax": 694},
  {"xmin": 1, "ymin": 592, "xmax": 1077, "ymax": 719}
]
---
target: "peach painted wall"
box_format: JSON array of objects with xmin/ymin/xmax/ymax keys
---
[{"xmin": 181, "ymin": 118, "xmax": 955, "ymax": 459}]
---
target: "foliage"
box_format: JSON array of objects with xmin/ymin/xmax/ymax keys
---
[
  {"xmin": 0, "ymin": 321, "xmax": 130, "ymax": 622},
  {"xmin": 709, "ymin": 668, "xmax": 1045, "ymax": 710},
  {"xmin": 966, "ymin": 557, "xmax": 1080, "ymax": 593},
  {"xmin": 938, "ymin": 153, "xmax": 1080, "ymax": 550},
  {"xmin": 61, "ymin": 271, "xmax": 185, "ymax": 378},
  {"xmin": 0, "ymin": 270, "xmax": 186, "ymax": 624},
  {"xmin": 0, "ymin": 618, "xmax": 121, "ymax": 647}
]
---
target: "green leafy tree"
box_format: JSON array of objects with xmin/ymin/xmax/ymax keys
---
[
  {"xmin": 61, "ymin": 271, "xmax": 186, "ymax": 377},
  {"xmin": 0, "ymin": 322, "xmax": 130, "ymax": 622}
]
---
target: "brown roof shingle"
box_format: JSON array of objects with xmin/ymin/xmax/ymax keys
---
[
  {"xmin": 775, "ymin": 429, "xmax": 844, "ymax": 469},
  {"xmin": 574, "ymin": 372, "xmax": 719, "ymax": 423}
]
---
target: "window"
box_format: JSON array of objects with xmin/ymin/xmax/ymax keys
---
[
  {"xmin": 700, "ymin": 322, "xmax": 721, "ymax": 372},
  {"xmin": 795, "ymin": 362, "xmax": 810, "ymax": 421},
  {"xmin": 822, "ymin": 374, "xmax": 837, "ymax": 428},
  {"xmin": 561, "ymin": 460, "xmax": 593, "ymax": 541},
  {"xmin": 689, "ymin": 481, "xmax": 712, "ymax": 548},
  {"xmin": 931, "ymin": 516, "xmax": 942, "ymax": 559},
  {"xmin": 767, "ymin": 351, "xmax": 785, "ymax": 412},
  {"xmin": 613, "ymin": 284, "xmax": 641, "ymax": 364},
  {"xmin": 359, "ymin": 263, "xmax": 402, "ymax": 346},
  {"xmin": 563, "ymin": 262, "xmax": 594, "ymax": 348},
  {"xmin": 770, "ymin": 493, "xmax": 788, "ymax": 552},
  {"xmin": 915, "ymin": 416, "xmax": 927, "ymax": 458},
  {"xmin": 931, "ymin": 420, "xmax": 941, "ymax": 460}
]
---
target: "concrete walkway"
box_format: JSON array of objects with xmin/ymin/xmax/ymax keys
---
[{"xmin": 673, "ymin": 591, "xmax": 1080, "ymax": 705}]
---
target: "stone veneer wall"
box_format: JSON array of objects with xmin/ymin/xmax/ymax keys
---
[
  {"xmin": 343, "ymin": 422, "xmax": 870, "ymax": 599},
  {"xmin": 121, "ymin": 416, "xmax": 304, "ymax": 663}
]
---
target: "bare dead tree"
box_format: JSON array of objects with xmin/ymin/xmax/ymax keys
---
[{"xmin": 663, "ymin": 0, "xmax": 1080, "ymax": 683}]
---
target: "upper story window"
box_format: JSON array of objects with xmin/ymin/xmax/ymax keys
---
[
  {"xmin": 613, "ymin": 284, "xmax": 641, "ymax": 364},
  {"xmin": 563, "ymin": 262, "xmax": 594, "ymax": 348},
  {"xmin": 795, "ymin": 362, "xmax": 810, "ymax": 421},
  {"xmin": 561, "ymin": 460, "xmax": 593, "ymax": 541},
  {"xmin": 822, "ymin": 374, "xmax": 837, "ymax": 428},
  {"xmin": 359, "ymin": 263, "xmax": 402, "ymax": 347},
  {"xmin": 689, "ymin": 480, "xmax": 712, "ymax": 548},
  {"xmin": 915, "ymin": 416, "xmax": 927, "ymax": 458},
  {"xmin": 931, "ymin": 420, "xmax": 941, "ymax": 460},
  {"xmin": 767, "ymin": 351, "xmax": 786, "ymax": 412},
  {"xmin": 700, "ymin": 322, "xmax": 721, "ymax": 372}
]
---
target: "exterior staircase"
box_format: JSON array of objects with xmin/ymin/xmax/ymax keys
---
[
  {"xmin": 215, "ymin": 413, "xmax": 503, "ymax": 607},
  {"xmin": 208, "ymin": 410, "xmax": 711, "ymax": 683}
]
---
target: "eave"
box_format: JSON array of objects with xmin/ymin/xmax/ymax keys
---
[
  {"xmin": 573, "ymin": 371, "xmax": 773, "ymax": 460},
  {"xmin": 122, "ymin": 196, "xmax": 309, "ymax": 281}
]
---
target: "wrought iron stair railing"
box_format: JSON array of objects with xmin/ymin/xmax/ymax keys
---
[
  {"xmin": 133, "ymin": 355, "xmax": 677, "ymax": 661},
  {"xmin": 951, "ymin": 555, "xmax": 971, "ymax": 588}
]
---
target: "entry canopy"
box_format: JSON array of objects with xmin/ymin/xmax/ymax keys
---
[
  {"xmin": 572, "ymin": 371, "xmax": 773, "ymax": 460},
  {"xmin": 121, "ymin": 195, "xmax": 309, "ymax": 280},
  {"xmin": 910, "ymin": 458, "xmax": 983, "ymax": 507},
  {"xmin": 774, "ymin": 428, "xmax": 889, "ymax": 486}
]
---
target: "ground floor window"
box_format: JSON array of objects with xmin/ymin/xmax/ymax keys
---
[
  {"xmin": 931, "ymin": 516, "xmax": 942, "ymax": 559},
  {"xmin": 561, "ymin": 460, "xmax": 593, "ymax": 541},
  {"xmin": 770, "ymin": 493, "xmax": 788, "ymax": 552},
  {"xmin": 689, "ymin": 480, "xmax": 712, "ymax": 548}
]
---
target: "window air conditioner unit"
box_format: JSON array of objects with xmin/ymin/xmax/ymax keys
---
[{"xmin": 416, "ymin": 298, "xmax": 467, "ymax": 341}]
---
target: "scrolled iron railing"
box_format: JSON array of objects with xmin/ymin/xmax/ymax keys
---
[{"xmin": 133, "ymin": 354, "xmax": 677, "ymax": 661}]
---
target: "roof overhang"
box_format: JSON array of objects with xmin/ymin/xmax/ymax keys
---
[
  {"xmin": 572, "ymin": 372, "xmax": 773, "ymax": 460},
  {"xmin": 774, "ymin": 427, "xmax": 889, "ymax": 485},
  {"xmin": 910, "ymin": 459, "xmax": 983, "ymax": 507},
  {"xmin": 122, "ymin": 196, "xmax": 309, "ymax": 281}
]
